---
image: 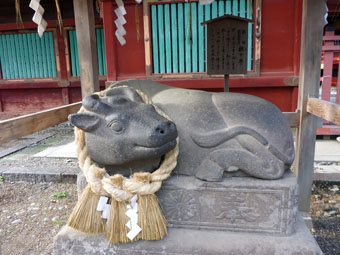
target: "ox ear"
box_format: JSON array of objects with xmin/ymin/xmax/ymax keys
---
[
  {"xmin": 106, "ymin": 87, "xmax": 143, "ymax": 103},
  {"xmin": 68, "ymin": 113, "xmax": 101, "ymax": 132}
]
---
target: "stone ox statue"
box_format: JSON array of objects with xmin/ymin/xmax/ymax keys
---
[{"xmin": 69, "ymin": 80, "xmax": 294, "ymax": 181}]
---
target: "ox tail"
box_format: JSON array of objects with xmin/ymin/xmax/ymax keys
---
[{"xmin": 191, "ymin": 126, "xmax": 294, "ymax": 165}]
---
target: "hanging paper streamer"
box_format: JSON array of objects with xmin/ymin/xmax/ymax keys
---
[
  {"xmin": 199, "ymin": 0, "xmax": 215, "ymax": 5},
  {"xmin": 97, "ymin": 196, "xmax": 111, "ymax": 221},
  {"xmin": 125, "ymin": 194, "xmax": 141, "ymax": 240},
  {"xmin": 29, "ymin": 0, "xmax": 47, "ymax": 38},
  {"xmin": 114, "ymin": 0, "xmax": 127, "ymax": 45}
]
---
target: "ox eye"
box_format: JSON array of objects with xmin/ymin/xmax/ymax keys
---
[
  {"xmin": 112, "ymin": 97, "xmax": 128, "ymax": 105},
  {"xmin": 107, "ymin": 120, "xmax": 124, "ymax": 133}
]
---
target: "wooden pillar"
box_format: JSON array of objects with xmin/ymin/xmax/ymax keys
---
[
  {"xmin": 295, "ymin": 0, "xmax": 326, "ymax": 212},
  {"xmin": 73, "ymin": 0, "xmax": 100, "ymax": 97}
]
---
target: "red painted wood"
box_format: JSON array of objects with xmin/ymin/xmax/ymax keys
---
[
  {"xmin": 0, "ymin": 20, "xmax": 73, "ymax": 31},
  {"xmin": 322, "ymin": 45, "xmax": 340, "ymax": 51},
  {"xmin": 322, "ymin": 31, "xmax": 335, "ymax": 102},
  {"xmin": 293, "ymin": 0, "xmax": 302, "ymax": 75},
  {"xmin": 337, "ymin": 59, "xmax": 340, "ymax": 105},
  {"xmin": 0, "ymin": 91, "xmax": 3, "ymax": 112},
  {"xmin": 323, "ymin": 35, "xmax": 340, "ymax": 41},
  {"xmin": 0, "ymin": 82, "xmax": 61, "ymax": 90},
  {"xmin": 152, "ymin": 79, "xmax": 294, "ymax": 111},
  {"xmin": 115, "ymin": 3, "xmax": 146, "ymax": 78},
  {"xmin": 291, "ymin": 86, "xmax": 298, "ymax": 112},
  {"xmin": 261, "ymin": 0, "xmax": 302, "ymax": 73},
  {"xmin": 0, "ymin": 19, "xmax": 105, "ymax": 32},
  {"xmin": 1, "ymin": 89, "xmax": 64, "ymax": 112},
  {"xmin": 322, "ymin": 52, "xmax": 333, "ymax": 102},
  {"xmin": 230, "ymin": 87, "xmax": 294, "ymax": 112},
  {"xmin": 56, "ymin": 27, "xmax": 68, "ymax": 81},
  {"xmin": 102, "ymin": 1, "xmax": 117, "ymax": 81},
  {"xmin": 317, "ymin": 126, "xmax": 340, "ymax": 135},
  {"xmin": 68, "ymin": 87, "xmax": 82, "ymax": 103},
  {"xmin": 150, "ymin": 76, "xmax": 294, "ymax": 89},
  {"xmin": 61, "ymin": 88, "xmax": 70, "ymax": 105}
]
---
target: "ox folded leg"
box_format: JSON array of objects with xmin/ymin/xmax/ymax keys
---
[
  {"xmin": 196, "ymin": 145, "xmax": 285, "ymax": 181},
  {"xmin": 236, "ymin": 134, "xmax": 286, "ymax": 179}
]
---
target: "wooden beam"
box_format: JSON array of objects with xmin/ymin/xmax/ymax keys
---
[
  {"xmin": 307, "ymin": 97, "xmax": 340, "ymax": 125},
  {"xmin": 0, "ymin": 103, "xmax": 81, "ymax": 144},
  {"xmin": 322, "ymin": 45, "xmax": 340, "ymax": 51},
  {"xmin": 295, "ymin": 0, "xmax": 326, "ymax": 212},
  {"xmin": 323, "ymin": 35, "xmax": 340, "ymax": 41},
  {"xmin": 73, "ymin": 0, "xmax": 100, "ymax": 97},
  {"xmin": 283, "ymin": 111, "xmax": 300, "ymax": 128}
]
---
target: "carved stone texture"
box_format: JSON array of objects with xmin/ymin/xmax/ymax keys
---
[
  {"xmin": 160, "ymin": 190, "xmax": 198, "ymax": 221},
  {"xmin": 70, "ymin": 79, "xmax": 295, "ymax": 180},
  {"xmin": 157, "ymin": 171, "xmax": 298, "ymax": 236},
  {"xmin": 54, "ymin": 214, "xmax": 322, "ymax": 255}
]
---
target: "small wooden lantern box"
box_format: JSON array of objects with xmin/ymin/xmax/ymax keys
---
[{"xmin": 202, "ymin": 15, "xmax": 252, "ymax": 91}]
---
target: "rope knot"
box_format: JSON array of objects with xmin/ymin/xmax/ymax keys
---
[
  {"xmin": 110, "ymin": 174, "xmax": 124, "ymax": 187},
  {"xmin": 133, "ymin": 172, "xmax": 151, "ymax": 184}
]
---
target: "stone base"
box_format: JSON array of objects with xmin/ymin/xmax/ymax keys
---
[
  {"xmin": 157, "ymin": 171, "xmax": 298, "ymax": 236},
  {"xmin": 77, "ymin": 171, "xmax": 299, "ymax": 236},
  {"xmin": 54, "ymin": 214, "xmax": 322, "ymax": 255}
]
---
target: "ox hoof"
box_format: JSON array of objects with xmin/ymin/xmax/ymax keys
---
[{"xmin": 195, "ymin": 159, "xmax": 224, "ymax": 182}]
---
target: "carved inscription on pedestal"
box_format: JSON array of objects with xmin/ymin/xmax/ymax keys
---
[{"xmin": 157, "ymin": 174, "xmax": 298, "ymax": 236}]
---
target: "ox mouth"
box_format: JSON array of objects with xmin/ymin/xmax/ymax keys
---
[{"xmin": 135, "ymin": 138, "xmax": 177, "ymax": 152}]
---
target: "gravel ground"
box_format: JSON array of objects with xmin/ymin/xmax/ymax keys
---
[
  {"xmin": 310, "ymin": 183, "xmax": 340, "ymax": 255},
  {"xmin": 0, "ymin": 181, "xmax": 77, "ymax": 255}
]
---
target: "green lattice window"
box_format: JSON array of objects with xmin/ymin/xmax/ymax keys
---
[
  {"xmin": 0, "ymin": 31, "xmax": 56, "ymax": 79},
  {"xmin": 68, "ymin": 28, "xmax": 107, "ymax": 76},
  {"xmin": 150, "ymin": 0, "xmax": 254, "ymax": 74}
]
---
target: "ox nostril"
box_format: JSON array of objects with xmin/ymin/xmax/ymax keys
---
[
  {"xmin": 155, "ymin": 121, "xmax": 175, "ymax": 136},
  {"xmin": 156, "ymin": 127, "xmax": 165, "ymax": 134}
]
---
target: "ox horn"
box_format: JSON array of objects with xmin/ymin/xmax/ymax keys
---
[{"xmin": 83, "ymin": 94, "xmax": 112, "ymax": 114}]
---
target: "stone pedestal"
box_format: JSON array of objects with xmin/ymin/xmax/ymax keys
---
[{"xmin": 54, "ymin": 172, "xmax": 322, "ymax": 254}]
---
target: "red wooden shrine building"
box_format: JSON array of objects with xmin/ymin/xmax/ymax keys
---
[{"xmin": 0, "ymin": 0, "xmax": 336, "ymax": 135}]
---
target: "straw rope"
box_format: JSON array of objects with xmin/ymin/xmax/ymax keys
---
[{"xmin": 74, "ymin": 86, "xmax": 179, "ymax": 202}]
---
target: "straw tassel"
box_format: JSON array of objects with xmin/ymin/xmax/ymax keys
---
[
  {"xmin": 133, "ymin": 173, "xmax": 168, "ymax": 241},
  {"xmin": 67, "ymin": 185, "xmax": 105, "ymax": 234},
  {"xmin": 106, "ymin": 175, "xmax": 131, "ymax": 243},
  {"xmin": 138, "ymin": 194, "xmax": 168, "ymax": 240},
  {"xmin": 106, "ymin": 198, "xmax": 130, "ymax": 243}
]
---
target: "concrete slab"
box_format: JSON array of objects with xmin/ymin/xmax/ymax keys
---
[
  {"xmin": 315, "ymin": 140, "xmax": 340, "ymax": 162},
  {"xmin": 32, "ymin": 137, "xmax": 340, "ymax": 161},
  {"xmin": 33, "ymin": 139, "xmax": 76, "ymax": 158},
  {"xmin": 0, "ymin": 167, "xmax": 62, "ymax": 183},
  {"xmin": 315, "ymin": 164, "xmax": 340, "ymax": 174}
]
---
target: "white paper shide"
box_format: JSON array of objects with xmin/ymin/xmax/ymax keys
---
[
  {"xmin": 29, "ymin": 0, "xmax": 47, "ymax": 37},
  {"xmin": 125, "ymin": 194, "xmax": 142, "ymax": 240}
]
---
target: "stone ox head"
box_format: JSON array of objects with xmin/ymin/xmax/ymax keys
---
[{"xmin": 68, "ymin": 87, "xmax": 178, "ymax": 169}]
